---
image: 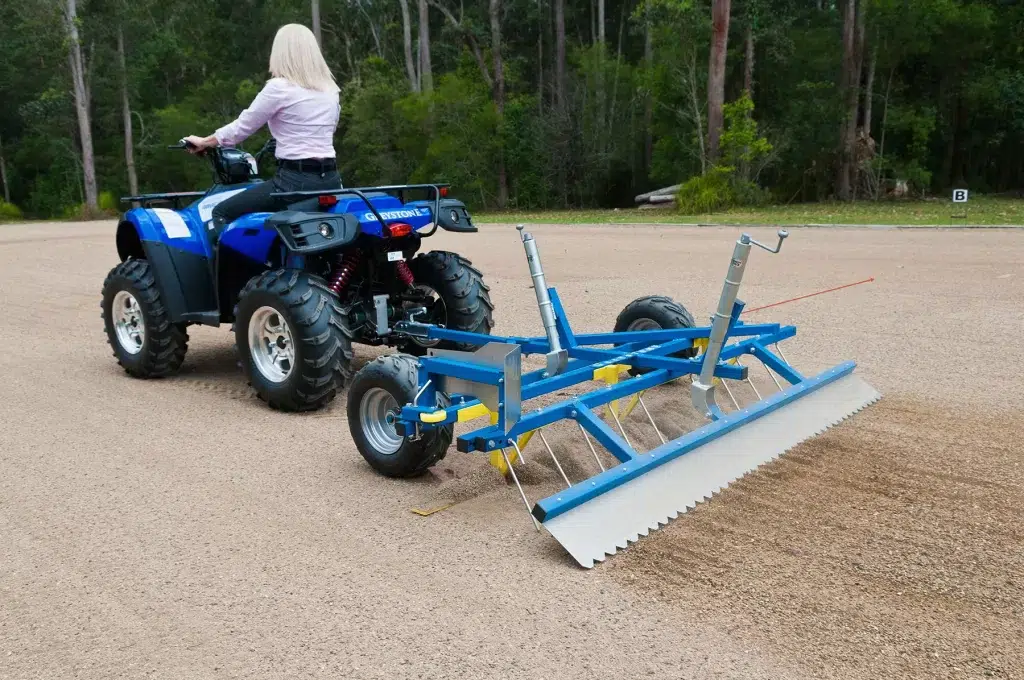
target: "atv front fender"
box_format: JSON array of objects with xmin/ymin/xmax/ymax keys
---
[{"xmin": 116, "ymin": 210, "xmax": 218, "ymax": 324}]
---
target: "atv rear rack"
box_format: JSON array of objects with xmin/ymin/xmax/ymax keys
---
[
  {"xmin": 271, "ymin": 183, "xmax": 451, "ymax": 235},
  {"xmin": 375, "ymin": 225, "xmax": 880, "ymax": 568}
]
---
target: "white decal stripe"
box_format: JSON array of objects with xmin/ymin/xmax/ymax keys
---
[
  {"xmin": 151, "ymin": 208, "xmax": 191, "ymax": 239},
  {"xmin": 197, "ymin": 188, "xmax": 248, "ymax": 221}
]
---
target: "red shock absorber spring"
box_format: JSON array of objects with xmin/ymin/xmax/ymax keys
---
[
  {"xmin": 328, "ymin": 251, "xmax": 362, "ymax": 295},
  {"xmin": 395, "ymin": 260, "xmax": 414, "ymax": 288}
]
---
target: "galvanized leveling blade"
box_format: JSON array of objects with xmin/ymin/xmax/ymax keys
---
[{"xmin": 538, "ymin": 368, "xmax": 881, "ymax": 568}]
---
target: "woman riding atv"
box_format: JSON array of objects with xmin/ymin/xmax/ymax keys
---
[{"xmin": 183, "ymin": 23, "xmax": 341, "ymax": 238}]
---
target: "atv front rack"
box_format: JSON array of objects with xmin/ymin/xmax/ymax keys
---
[{"xmin": 120, "ymin": 191, "xmax": 207, "ymax": 209}]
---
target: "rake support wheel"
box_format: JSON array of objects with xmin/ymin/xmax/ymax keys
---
[{"xmin": 613, "ymin": 295, "xmax": 698, "ymax": 376}]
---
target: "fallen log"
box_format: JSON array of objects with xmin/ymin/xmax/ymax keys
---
[{"xmin": 634, "ymin": 184, "xmax": 681, "ymax": 204}]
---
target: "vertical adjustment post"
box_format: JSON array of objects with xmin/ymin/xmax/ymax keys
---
[
  {"xmin": 518, "ymin": 225, "xmax": 569, "ymax": 376},
  {"xmin": 691, "ymin": 230, "xmax": 788, "ymax": 419}
]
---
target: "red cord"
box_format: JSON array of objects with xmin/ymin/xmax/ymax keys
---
[{"xmin": 742, "ymin": 277, "xmax": 875, "ymax": 315}]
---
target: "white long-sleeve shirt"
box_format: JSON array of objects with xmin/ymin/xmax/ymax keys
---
[{"xmin": 213, "ymin": 77, "xmax": 339, "ymax": 160}]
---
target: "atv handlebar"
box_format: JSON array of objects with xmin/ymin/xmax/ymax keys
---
[{"xmin": 168, "ymin": 138, "xmax": 200, "ymax": 152}]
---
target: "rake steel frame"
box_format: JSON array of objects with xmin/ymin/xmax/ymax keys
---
[
  {"xmin": 390, "ymin": 286, "xmax": 837, "ymax": 517},
  {"xmin": 371, "ymin": 226, "xmax": 879, "ymax": 568}
]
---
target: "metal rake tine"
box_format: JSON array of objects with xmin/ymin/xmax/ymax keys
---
[
  {"xmin": 503, "ymin": 444, "xmax": 540, "ymax": 531},
  {"xmin": 764, "ymin": 362, "xmax": 783, "ymax": 391},
  {"xmin": 608, "ymin": 405, "xmax": 634, "ymax": 450},
  {"xmin": 774, "ymin": 341, "xmax": 790, "ymax": 364},
  {"xmin": 721, "ymin": 378, "xmax": 741, "ymax": 411},
  {"xmin": 578, "ymin": 423, "xmax": 605, "ymax": 472},
  {"xmin": 637, "ymin": 395, "xmax": 666, "ymax": 445},
  {"xmin": 513, "ymin": 430, "xmax": 529, "ymax": 465},
  {"xmin": 538, "ymin": 430, "xmax": 572, "ymax": 487},
  {"xmin": 738, "ymin": 357, "xmax": 763, "ymax": 400}
]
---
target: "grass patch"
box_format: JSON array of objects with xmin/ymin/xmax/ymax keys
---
[{"xmin": 478, "ymin": 196, "xmax": 1024, "ymax": 226}]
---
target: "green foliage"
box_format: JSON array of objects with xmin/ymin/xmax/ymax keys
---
[
  {"xmin": 0, "ymin": 200, "xmax": 23, "ymax": 220},
  {"xmin": 677, "ymin": 94, "xmax": 773, "ymax": 213},
  {"xmin": 676, "ymin": 165, "xmax": 735, "ymax": 213},
  {"xmin": 719, "ymin": 94, "xmax": 773, "ymax": 170},
  {"xmin": 1, "ymin": 0, "xmax": 1024, "ymax": 218}
]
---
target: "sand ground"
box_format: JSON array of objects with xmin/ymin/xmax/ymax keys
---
[{"xmin": 0, "ymin": 220, "xmax": 1021, "ymax": 679}]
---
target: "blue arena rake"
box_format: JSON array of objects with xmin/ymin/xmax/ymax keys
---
[{"xmin": 364, "ymin": 226, "xmax": 881, "ymax": 568}]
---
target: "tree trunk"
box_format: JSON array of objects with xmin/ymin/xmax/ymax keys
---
[
  {"xmin": 836, "ymin": 0, "xmax": 857, "ymax": 200},
  {"xmin": 399, "ymin": 0, "xmax": 419, "ymax": 91},
  {"xmin": 554, "ymin": 0, "xmax": 566, "ymax": 111},
  {"xmin": 418, "ymin": 0, "xmax": 433, "ymax": 92},
  {"xmin": 117, "ymin": 27, "xmax": 139, "ymax": 198},
  {"xmin": 343, "ymin": 31, "xmax": 356, "ymax": 78},
  {"xmin": 64, "ymin": 0, "xmax": 98, "ymax": 212},
  {"xmin": 743, "ymin": 21, "xmax": 754, "ymax": 97},
  {"xmin": 0, "ymin": 133, "xmax": 9, "ymax": 204},
  {"xmin": 537, "ymin": 0, "xmax": 544, "ymax": 111},
  {"xmin": 690, "ymin": 50, "xmax": 707, "ymax": 175},
  {"xmin": 490, "ymin": 0, "xmax": 508, "ymax": 208},
  {"xmin": 706, "ymin": 0, "xmax": 731, "ymax": 166},
  {"xmin": 598, "ymin": 0, "xmax": 605, "ymax": 44},
  {"xmin": 849, "ymin": 0, "xmax": 866, "ymax": 197},
  {"xmin": 863, "ymin": 43, "xmax": 877, "ymax": 137},
  {"xmin": 643, "ymin": 0, "xmax": 653, "ymax": 172},
  {"xmin": 311, "ymin": 0, "xmax": 322, "ymax": 46}
]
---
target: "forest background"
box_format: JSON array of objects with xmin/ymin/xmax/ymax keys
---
[{"xmin": 1, "ymin": 0, "xmax": 1023, "ymax": 220}]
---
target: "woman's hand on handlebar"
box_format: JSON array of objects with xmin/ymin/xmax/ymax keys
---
[{"xmin": 182, "ymin": 135, "xmax": 217, "ymax": 154}]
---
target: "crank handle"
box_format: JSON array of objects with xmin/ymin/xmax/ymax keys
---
[{"xmin": 744, "ymin": 229, "xmax": 789, "ymax": 254}]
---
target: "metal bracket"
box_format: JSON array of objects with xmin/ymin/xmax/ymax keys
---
[
  {"xmin": 373, "ymin": 294, "xmax": 390, "ymax": 335},
  {"xmin": 428, "ymin": 342, "xmax": 522, "ymax": 435}
]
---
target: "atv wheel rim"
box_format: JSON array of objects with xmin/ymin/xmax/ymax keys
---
[
  {"xmin": 360, "ymin": 387, "xmax": 404, "ymax": 455},
  {"xmin": 406, "ymin": 284, "xmax": 446, "ymax": 348},
  {"xmin": 626, "ymin": 318, "xmax": 662, "ymax": 332},
  {"xmin": 248, "ymin": 306, "xmax": 295, "ymax": 383},
  {"xmin": 112, "ymin": 290, "xmax": 145, "ymax": 355}
]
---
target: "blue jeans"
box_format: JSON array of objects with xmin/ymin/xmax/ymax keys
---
[{"xmin": 210, "ymin": 165, "xmax": 342, "ymax": 238}]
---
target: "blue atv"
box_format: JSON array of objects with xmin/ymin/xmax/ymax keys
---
[{"xmin": 101, "ymin": 139, "xmax": 494, "ymax": 412}]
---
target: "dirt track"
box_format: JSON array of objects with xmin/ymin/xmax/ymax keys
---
[{"xmin": 1, "ymin": 220, "xmax": 1021, "ymax": 679}]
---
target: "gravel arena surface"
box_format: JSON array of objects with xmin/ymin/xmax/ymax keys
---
[{"xmin": 1, "ymin": 220, "xmax": 1022, "ymax": 679}]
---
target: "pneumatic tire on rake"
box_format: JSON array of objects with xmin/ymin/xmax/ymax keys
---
[
  {"xmin": 101, "ymin": 258, "xmax": 189, "ymax": 378},
  {"xmin": 400, "ymin": 251, "xmax": 495, "ymax": 355},
  {"xmin": 613, "ymin": 295, "xmax": 697, "ymax": 376},
  {"xmin": 347, "ymin": 354, "xmax": 453, "ymax": 478},
  {"xmin": 234, "ymin": 269, "xmax": 355, "ymax": 412}
]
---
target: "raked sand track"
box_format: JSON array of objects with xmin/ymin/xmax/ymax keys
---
[{"xmin": 1, "ymin": 219, "xmax": 1021, "ymax": 679}]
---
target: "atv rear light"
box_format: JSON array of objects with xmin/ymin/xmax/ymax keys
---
[
  {"xmin": 388, "ymin": 223, "xmax": 413, "ymax": 237},
  {"xmin": 439, "ymin": 187, "xmax": 449, "ymax": 197},
  {"xmin": 318, "ymin": 194, "xmax": 338, "ymax": 207}
]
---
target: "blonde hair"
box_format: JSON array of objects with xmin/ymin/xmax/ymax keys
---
[{"xmin": 268, "ymin": 24, "xmax": 339, "ymax": 93}]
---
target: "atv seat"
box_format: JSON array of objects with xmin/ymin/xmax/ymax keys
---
[{"xmin": 265, "ymin": 210, "xmax": 362, "ymax": 254}]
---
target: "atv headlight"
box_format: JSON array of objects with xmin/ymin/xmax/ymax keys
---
[{"xmin": 318, "ymin": 222, "xmax": 334, "ymax": 239}]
